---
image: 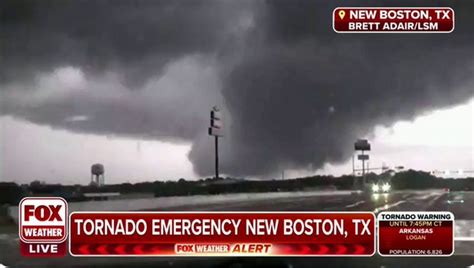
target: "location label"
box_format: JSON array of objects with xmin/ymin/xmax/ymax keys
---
[{"xmin": 333, "ymin": 7, "xmax": 455, "ymax": 33}]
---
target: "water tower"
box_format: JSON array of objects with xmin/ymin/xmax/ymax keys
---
[{"xmin": 91, "ymin": 163, "xmax": 105, "ymax": 187}]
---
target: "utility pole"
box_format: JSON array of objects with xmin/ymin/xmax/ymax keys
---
[
  {"xmin": 361, "ymin": 150, "xmax": 365, "ymax": 177},
  {"xmin": 209, "ymin": 106, "xmax": 223, "ymax": 179},
  {"xmin": 215, "ymin": 135, "xmax": 219, "ymax": 180},
  {"xmin": 352, "ymin": 154, "xmax": 357, "ymax": 189},
  {"xmin": 352, "ymin": 154, "xmax": 355, "ymax": 176}
]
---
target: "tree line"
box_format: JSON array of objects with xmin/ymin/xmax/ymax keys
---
[{"xmin": 1, "ymin": 170, "xmax": 473, "ymax": 205}]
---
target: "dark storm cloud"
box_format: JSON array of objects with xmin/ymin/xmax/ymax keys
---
[
  {"xmin": 0, "ymin": 0, "xmax": 251, "ymax": 86},
  {"xmin": 189, "ymin": 0, "xmax": 474, "ymax": 176},
  {"xmin": 1, "ymin": 0, "xmax": 473, "ymax": 178},
  {"xmin": 1, "ymin": 0, "xmax": 256, "ymax": 140}
]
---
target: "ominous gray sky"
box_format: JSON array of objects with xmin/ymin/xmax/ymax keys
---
[{"xmin": 1, "ymin": 0, "xmax": 473, "ymax": 183}]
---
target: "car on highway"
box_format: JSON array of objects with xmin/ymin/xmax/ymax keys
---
[{"xmin": 372, "ymin": 181, "xmax": 391, "ymax": 193}]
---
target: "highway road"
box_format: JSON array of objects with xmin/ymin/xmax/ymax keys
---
[{"xmin": 1, "ymin": 190, "xmax": 474, "ymax": 267}]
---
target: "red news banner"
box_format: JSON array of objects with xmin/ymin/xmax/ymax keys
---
[
  {"xmin": 69, "ymin": 212, "xmax": 375, "ymax": 256},
  {"xmin": 378, "ymin": 211, "xmax": 454, "ymax": 256},
  {"xmin": 333, "ymin": 7, "xmax": 454, "ymax": 33}
]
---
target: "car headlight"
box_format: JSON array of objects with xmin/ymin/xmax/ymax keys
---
[
  {"xmin": 382, "ymin": 183, "xmax": 391, "ymax": 192},
  {"xmin": 372, "ymin": 184, "xmax": 380, "ymax": 192}
]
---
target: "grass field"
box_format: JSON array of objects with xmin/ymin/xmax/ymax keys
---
[{"xmin": 0, "ymin": 220, "xmax": 16, "ymax": 234}]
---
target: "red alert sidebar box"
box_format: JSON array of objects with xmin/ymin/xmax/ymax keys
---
[
  {"xmin": 378, "ymin": 211, "xmax": 454, "ymax": 256},
  {"xmin": 19, "ymin": 197, "xmax": 68, "ymax": 257}
]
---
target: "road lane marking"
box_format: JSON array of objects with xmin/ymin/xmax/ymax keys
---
[
  {"xmin": 425, "ymin": 192, "xmax": 446, "ymax": 207},
  {"xmin": 373, "ymin": 200, "xmax": 406, "ymax": 213},
  {"xmin": 374, "ymin": 192, "xmax": 444, "ymax": 213},
  {"xmin": 345, "ymin": 200, "xmax": 365, "ymax": 208}
]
